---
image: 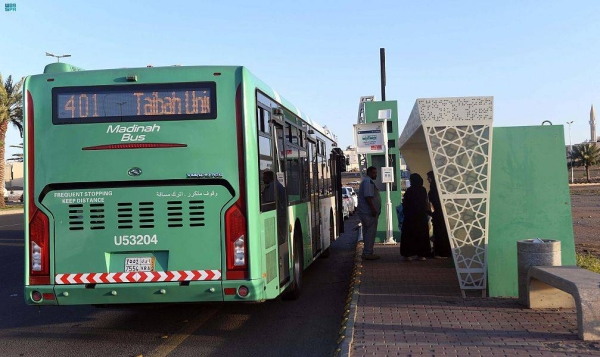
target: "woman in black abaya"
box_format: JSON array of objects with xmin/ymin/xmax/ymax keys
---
[
  {"xmin": 427, "ymin": 171, "xmax": 452, "ymax": 258},
  {"xmin": 400, "ymin": 173, "xmax": 431, "ymax": 260}
]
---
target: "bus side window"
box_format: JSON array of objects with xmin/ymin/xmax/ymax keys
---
[{"xmin": 257, "ymin": 106, "xmax": 275, "ymax": 212}]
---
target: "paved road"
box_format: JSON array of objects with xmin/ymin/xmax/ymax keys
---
[{"xmin": 0, "ymin": 212, "xmax": 359, "ymax": 357}]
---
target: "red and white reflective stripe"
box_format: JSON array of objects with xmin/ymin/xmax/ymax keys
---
[{"xmin": 54, "ymin": 270, "xmax": 221, "ymax": 285}]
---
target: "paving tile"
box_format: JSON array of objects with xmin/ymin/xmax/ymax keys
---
[{"xmin": 348, "ymin": 243, "xmax": 600, "ymax": 356}]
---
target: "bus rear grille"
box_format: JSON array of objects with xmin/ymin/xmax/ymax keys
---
[{"xmin": 66, "ymin": 200, "xmax": 205, "ymax": 230}]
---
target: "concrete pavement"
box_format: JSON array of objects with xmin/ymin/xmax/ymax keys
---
[{"xmin": 337, "ymin": 231, "xmax": 600, "ymax": 356}]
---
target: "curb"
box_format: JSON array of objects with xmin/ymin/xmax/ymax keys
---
[
  {"xmin": 0, "ymin": 208, "xmax": 23, "ymax": 215},
  {"xmin": 333, "ymin": 237, "xmax": 363, "ymax": 357}
]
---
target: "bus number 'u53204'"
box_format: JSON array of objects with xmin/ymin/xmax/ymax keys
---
[{"xmin": 114, "ymin": 234, "xmax": 158, "ymax": 246}]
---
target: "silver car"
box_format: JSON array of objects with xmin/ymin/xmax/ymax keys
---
[{"xmin": 342, "ymin": 187, "xmax": 358, "ymax": 208}]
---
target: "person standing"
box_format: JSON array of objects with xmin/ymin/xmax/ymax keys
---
[
  {"xmin": 427, "ymin": 171, "xmax": 452, "ymax": 258},
  {"xmin": 357, "ymin": 166, "xmax": 382, "ymax": 260},
  {"xmin": 400, "ymin": 173, "xmax": 431, "ymax": 261}
]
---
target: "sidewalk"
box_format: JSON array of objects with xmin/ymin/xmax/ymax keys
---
[{"xmin": 342, "ymin": 241, "xmax": 600, "ymax": 356}]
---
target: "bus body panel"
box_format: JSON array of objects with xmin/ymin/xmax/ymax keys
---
[
  {"xmin": 44, "ymin": 185, "xmax": 230, "ymax": 276},
  {"xmin": 24, "ymin": 64, "xmax": 341, "ymax": 305}
]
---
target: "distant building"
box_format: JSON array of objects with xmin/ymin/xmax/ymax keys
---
[
  {"xmin": 343, "ymin": 147, "xmax": 360, "ymax": 172},
  {"xmin": 4, "ymin": 161, "xmax": 23, "ymax": 189}
]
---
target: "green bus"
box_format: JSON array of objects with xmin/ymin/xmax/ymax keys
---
[{"xmin": 24, "ymin": 63, "xmax": 346, "ymax": 305}]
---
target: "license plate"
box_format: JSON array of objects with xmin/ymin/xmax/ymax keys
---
[{"xmin": 124, "ymin": 257, "xmax": 155, "ymax": 272}]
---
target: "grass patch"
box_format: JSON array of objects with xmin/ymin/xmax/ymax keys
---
[
  {"xmin": 0, "ymin": 204, "xmax": 23, "ymax": 210},
  {"xmin": 577, "ymin": 253, "xmax": 600, "ymax": 274}
]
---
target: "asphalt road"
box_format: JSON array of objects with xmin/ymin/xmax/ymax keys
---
[{"xmin": 0, "ymin": 212, "xmax": 359, "ymax": 357}]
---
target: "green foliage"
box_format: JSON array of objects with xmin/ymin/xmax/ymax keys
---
[
  {"xmin": 577, "ymin": 253, "xmax": 600, "ymax": 274},
  {"xmin": 0, "ymin": 74, "xmax": 25, "ymax": 208},
  {"xmin": 0, "ymin": 74, "xmax": 24, "ymax": 136},
  {"xmin": 572, "ymin": 143, "xmax": 600, "ymax": 182}
]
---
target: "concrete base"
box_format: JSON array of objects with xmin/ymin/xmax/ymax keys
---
[{"xmin": 527, "ymin": 266, "xmax": 600, "ymax": 341}]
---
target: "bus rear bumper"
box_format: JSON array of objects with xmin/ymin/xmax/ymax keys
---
[{"xmin": 25, "ymin": 279, "xmax": 267, "ymax": 305}]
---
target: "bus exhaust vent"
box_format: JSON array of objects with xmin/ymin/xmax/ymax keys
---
[
  {"xmin": 68, "ymin": 204, "xmax": 85, "ymax": 230},
  {"xmin": 90, "ymin": 203, "xmax": 106, "ymax": 230},
  {"xmin": 139, "ymin": 202, "xmax": 155, "ymax": 228},
  {"xmin": 117, "ymin": 202, "xmax": 155, "ymax": 229},
  {"xmin": 64, "ymin": 200, "xmax": 201, "ymax": 230},
  {"xmin": 189, "ymin": 200, "xmax": 205, "ymax": 227},
  {"xmin": 69, "ymin": 203, "xmax": 106, "ymax": 230},
  {"xmin": 166, "ymin": 200, "xmax": 205, "ymax": 228},
  {"xmin": 117, "ymin": 202, "xmax": 134, "ymax": 229},
  {"xmin": 167, "ymin": 201, "xmax": 183, "ymax": 227}
]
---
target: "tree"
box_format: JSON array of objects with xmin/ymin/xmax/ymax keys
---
[
  {"xmin": 7, "ymin": 143, "xmax": 23, "ymax": 162},
  {"xmin": 571, "ymin": 143, "xmax": 600, "ymax": 183},
  {"xmin": 0, "ymin": 74, "xmax": 24, "ymax": 208}
]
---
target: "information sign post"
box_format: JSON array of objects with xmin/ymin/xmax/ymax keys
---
[{"xmin": 378, "ymin": 109, "xmax": 395, "ymax": 244}]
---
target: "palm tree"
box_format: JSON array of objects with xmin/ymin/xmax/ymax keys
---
[
  {"xmin": 7, "ymin": 143, "xmax": 23, "ymax": 162},
  {"xmin": 571, "ymin": 143, "xmax": 600, "ymax": 183},
  {"xmin": 0, "ymin": 74, "xmax": 24, "ymax": 208}
]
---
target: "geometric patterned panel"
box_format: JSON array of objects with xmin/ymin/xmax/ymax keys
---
[
  {"xmin": 427, "ymin": 125, "xmax": 490, "ymax": 195},
  {"xmin": 417, "ymin": 97, "xmax": 494, "ymax": 294}
]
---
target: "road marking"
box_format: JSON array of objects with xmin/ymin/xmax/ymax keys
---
[
  {"xmin": 146, "ymin": 306, "xmax": 221, "ymax": 357},
  {"xmin": 0, "ymin": 242, "xmax": 24, "ymax": 247},
  {"xmin": 0, "ymin": 223, "xmax": 23, "ymax": 228}
]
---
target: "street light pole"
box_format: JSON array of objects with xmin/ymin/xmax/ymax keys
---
[
  {"xmin": 45, "ymin": 52, "xmax": 71, "ymax": 63},
  {"xmin": 567, "ymin": 121, "xmax": 574, "ymax": 183}
]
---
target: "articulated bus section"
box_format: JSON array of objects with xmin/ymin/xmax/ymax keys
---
[{"xmin": 24, "ymin": 63, "xmax": 343, "ymax": 305}]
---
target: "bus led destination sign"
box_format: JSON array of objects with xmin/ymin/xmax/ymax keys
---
[{"xmin": 52, "ymin": 82, "xmax": 217, "ymax": 124}]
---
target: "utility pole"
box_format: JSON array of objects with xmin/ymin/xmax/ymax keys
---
[{"xmin": 380, "ymin": 48, "xmax": 386, "ymax": 101}]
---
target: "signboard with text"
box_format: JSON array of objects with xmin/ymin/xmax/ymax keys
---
[
  {"xmin": 381, "ymin": 167, "xmax": 394, "ymax": 183},
  {"xmin": 354, "ymin": 123, "xmax": 384, "ymax": 154}
]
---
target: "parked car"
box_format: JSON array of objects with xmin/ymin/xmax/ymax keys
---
[
  {"xmin": 342, "ymin": 187, "xmax": 355, "ymax": 216},
  {"xmin": 342, "ymin": 194, "xmax": 352, "ymax": 219},
  {"xmin": 4, "ymin": 187, "xmax": 23, "ymax": 202},
  {"xmin": 342, "ymin": 186, "xmax": 358, "ymax": 208},
  {"xmin": 342, "ymin": 198, "xmax": 350, "ymax": 219}
]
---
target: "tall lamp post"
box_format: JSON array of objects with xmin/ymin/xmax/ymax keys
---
[{"xmin": 567, "ymin": 121, "xmax": 574, "ymax": 183}]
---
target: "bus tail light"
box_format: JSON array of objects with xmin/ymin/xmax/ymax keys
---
[
  {"xmin": 237, "ymin": 285, "xmax": 249, "ymax": 298},
  {"xmin": 27, "ymin": 91, "xmax": 51, "ymax": 285},
  {"xmin": 31, "ymin": 291, "xmax": 43, "ymax": 302},
  {"xmin": 225, "ymin": 200, "xmax": 247, "ymax": 280},
  {"xmin": 225, "ymin": 85, "xmax": 248, "ymax": 281}
]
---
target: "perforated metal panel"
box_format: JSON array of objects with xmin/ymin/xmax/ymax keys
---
[{"xmin": 401, "ymin": 97, "xmax": 493, "ymax": 293}]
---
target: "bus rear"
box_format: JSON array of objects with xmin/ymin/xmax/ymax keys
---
[{"xmin": 24, "ymin": 64, "xmax": 252, "ymax": 305}]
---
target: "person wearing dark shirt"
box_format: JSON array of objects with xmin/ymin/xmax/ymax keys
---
[{"xmin": 357, "ymin": 166, "xmax": 381, "ymax": 260}]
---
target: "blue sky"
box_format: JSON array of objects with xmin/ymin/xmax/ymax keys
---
[{"xmin": 2, "ymin": 1, "xmax": 600, "ymax": 158}]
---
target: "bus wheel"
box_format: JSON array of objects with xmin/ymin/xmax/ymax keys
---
[
  {"xmin": 282, "ymin": 228, "xmax": 303, "ymax": 300},
  {"xmin": 320, "ymin": 213, "xmax": 334, "ymax": 259}
]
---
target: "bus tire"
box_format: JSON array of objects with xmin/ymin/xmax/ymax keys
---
[
  {"xmin": 320, "ymin": 212, "xmax": 335, "ymax": 259},
  {"xmin": 282, "ymin": 227, "xmax": 303, "ymax": 300}
]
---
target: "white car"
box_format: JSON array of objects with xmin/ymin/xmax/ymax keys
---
[
  {"xmin": 5, "ymin": 188, "xmax": 23, "ymax": 202},
  {"xmin": 342, "ymin": 186, "xmax": 358, "ymax": 208}
]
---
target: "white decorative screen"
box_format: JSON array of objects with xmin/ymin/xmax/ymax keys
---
[{"xmin": 401, "ymin": 97, "xmax": 493, "ymax": 294}]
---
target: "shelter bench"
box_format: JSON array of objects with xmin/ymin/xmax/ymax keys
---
[{"xmin": 527, "ymin": 266, "xmax": 600, "ymax": 341}]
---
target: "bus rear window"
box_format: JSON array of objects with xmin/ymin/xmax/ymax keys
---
[{"xmin": 52, "ymin": 82, "xmax": 217, "ymax": 124}]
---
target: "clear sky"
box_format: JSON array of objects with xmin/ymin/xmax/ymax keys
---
[{"xmin": 2, "ymin": 1, "xmax": 600, "ymax": 158}]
